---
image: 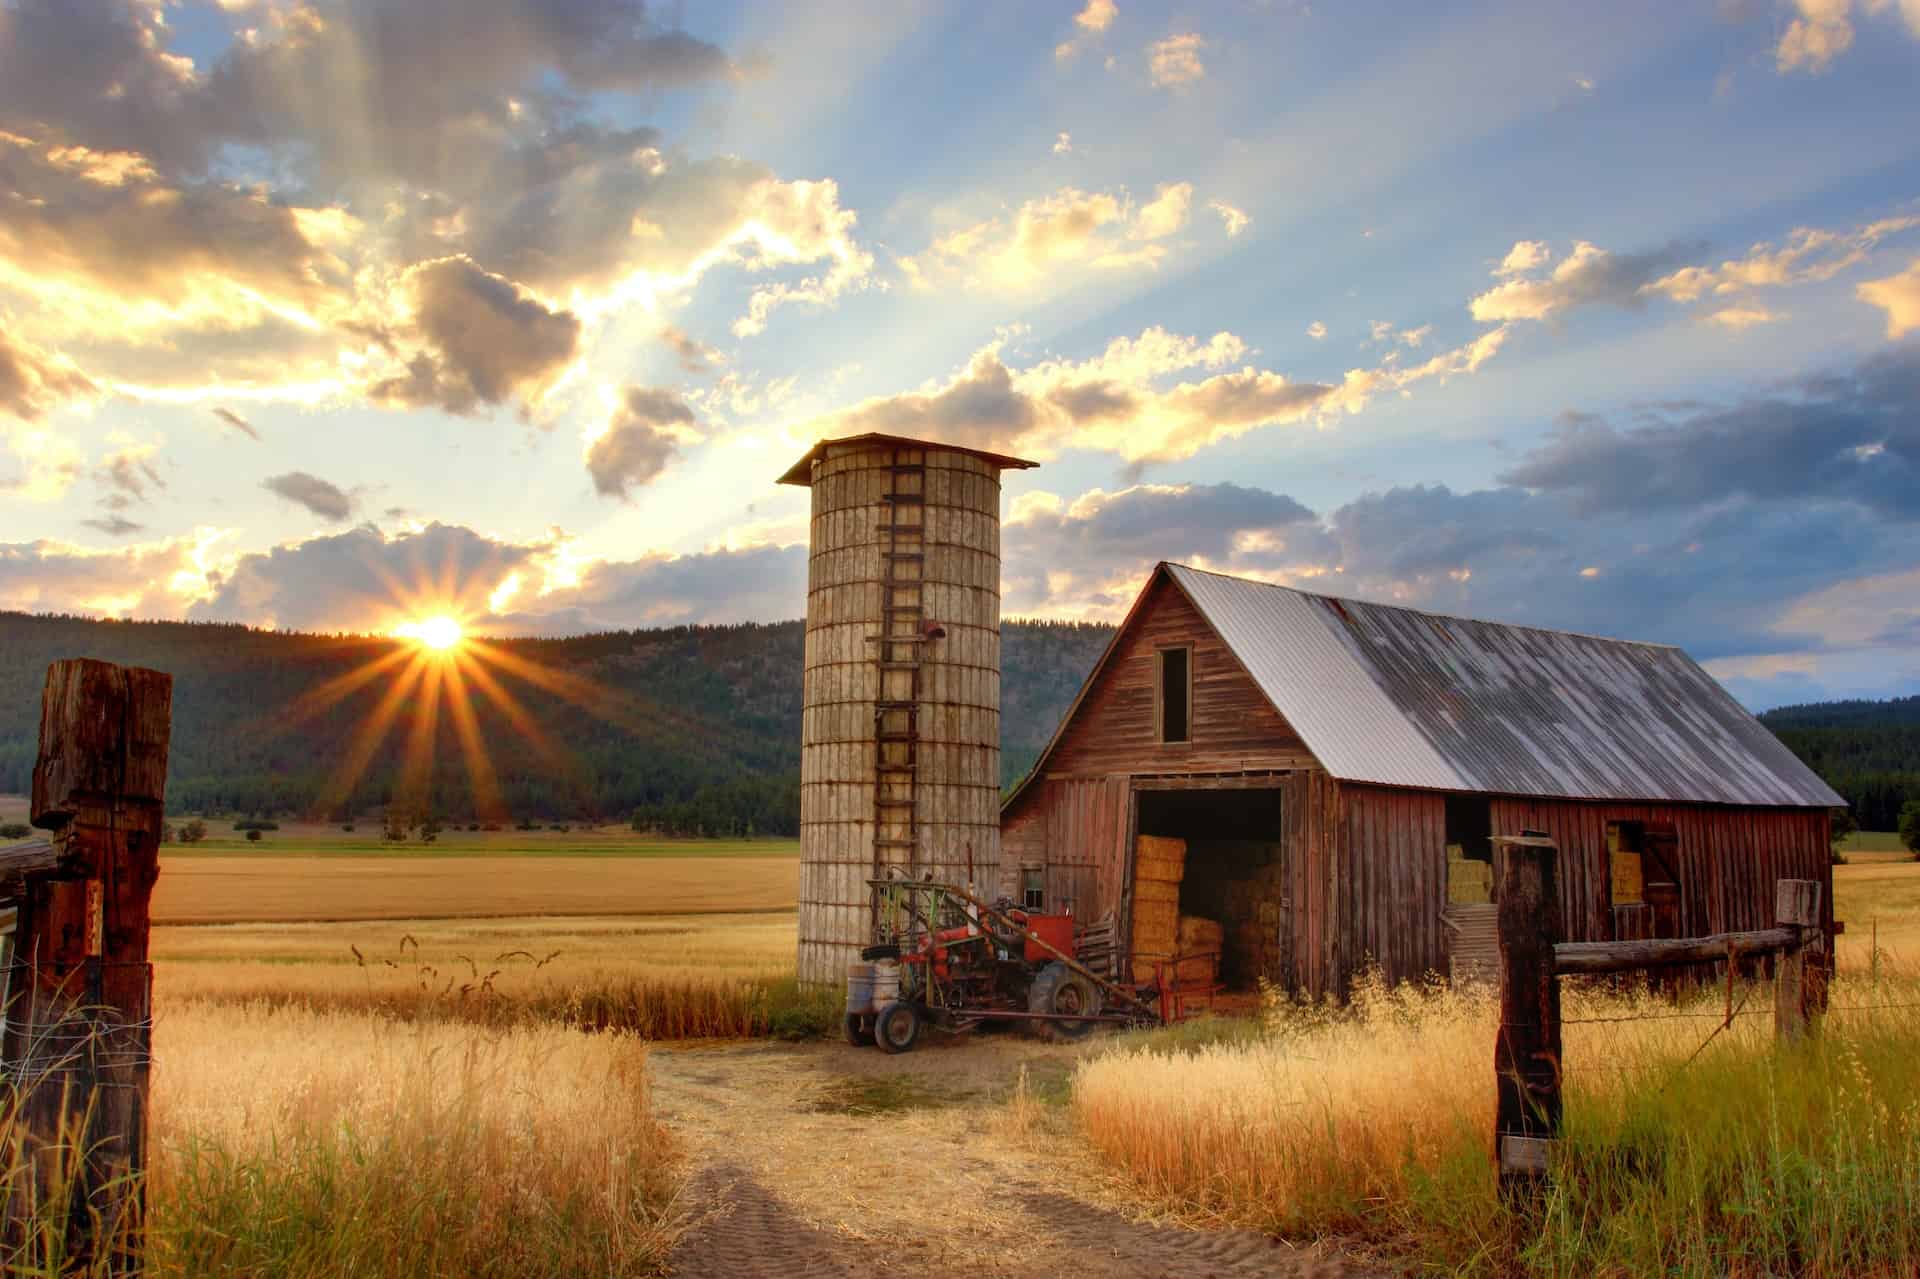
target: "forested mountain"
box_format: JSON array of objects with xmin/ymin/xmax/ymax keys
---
[
  {"xmin": 1759, "ymin": 696, "xmax": 1920, "ymax": 830},
  {"xmin": 0, "ymin": 612, "xmax": 1114, "ymax": 833},
  {"xmin": 4, "ymin": 610, "xmax": 1905, "ymax": 832}
]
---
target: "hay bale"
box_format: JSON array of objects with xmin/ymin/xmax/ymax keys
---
[
  {"xmin": 1134, "ymin": 836, "xmax": 1186, "ymax": 882},
  {"xmin": 1177, "ymin": 914, "xmax": 1224, "ymax": 950},
  {"xmin": 1133, "ymin": 878, "xmax": 1181, "ymax": 906},
  {"xmin": 1133, "ymin": 898, "xmax": 1178, "ymax": 935}
]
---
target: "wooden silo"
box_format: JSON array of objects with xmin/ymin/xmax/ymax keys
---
[{"xmin": 779, "ymin": 434, "xmax": 1038, "ymax": 986}]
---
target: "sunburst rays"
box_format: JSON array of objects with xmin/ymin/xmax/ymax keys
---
[{"xmin": 297, "ymin": 540, "xmax": 617, "ymax": 822}]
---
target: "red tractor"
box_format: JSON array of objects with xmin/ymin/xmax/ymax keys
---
[{"xmin": 844, "ymin": 877, "xmax": 1179, "ymax": 1053}]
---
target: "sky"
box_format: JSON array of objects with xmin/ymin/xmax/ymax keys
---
[{"xmin": 2, "ymin": 0, "xmax": 1918, "ymax": 711}]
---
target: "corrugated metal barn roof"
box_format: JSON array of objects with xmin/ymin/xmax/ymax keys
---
[{"xmin": 1165, "ymin": 564, "xmax": 1843, "ymax": 808}]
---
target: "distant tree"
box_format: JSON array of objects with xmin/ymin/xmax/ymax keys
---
[
  {"xmin": 177, "ymin": 819, "xmax": 208, "ymax": 844},
  {"xmin": 419, "ymin": 813, "xmax": 442, "ymax": 844},
  {"xmin": 1901, "ymin": 800, "xmax": 1920, "ymax": 860},
  {"xmin": 341, "ymin": 823, "xmax": 356, "ymax": 832},
  {"xmin": 1830, "ymin": 807, "xmax": 1857, "ymax": 863},
  {"xmin": 245, "ymin": 828, "xmax": 263, "ymax": 843},
  {"xmin": 159, "ymin": 821, "xmax": 175, "ymax": 845},
  {"xmin": 0, "ymin": 822, "xmax": 30, "ymax": 841},
  {"xmin": 384, "ymin": 814, "xmax": 408, "ymax": 842}
]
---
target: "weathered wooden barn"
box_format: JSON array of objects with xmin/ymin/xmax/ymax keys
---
[{"xmin": 999, "ymin": 562, "xmax": 1844, "ymax": 998}]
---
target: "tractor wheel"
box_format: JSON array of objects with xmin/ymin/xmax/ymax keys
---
[
  {"xmin": 860, "ymin": 943, "xmax": 901, "ymax": 961},
  {"xmin": 873, "ymin": 1001, "xmax": 923, "ymax": 1054},
  {"xmin": 843, "ymin": 1012, "xmax": 873, "ymax": 1047},
  {"xmin": 1027, "ymin": 961, "xmax": 1103, "ymax": 1041}
]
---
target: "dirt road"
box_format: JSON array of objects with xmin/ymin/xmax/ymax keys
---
[{"xmin": 653, "ymin": 1034, "xmax": 1383, "ymax": 1278}]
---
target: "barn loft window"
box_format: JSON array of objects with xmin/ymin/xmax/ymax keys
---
[
  {"xmin": 1022, "ymin": 867, "xmax": 1045, "ymax": 911},
  {"xmin": 1156, "ymin": 646, "xmax": 1191, "ymax": 744},
  {"xmin": 1445, "ymin": 794, "xmax": 1493, "ymax": 903},
  {"xmin": 1608, "ymin": 821, "xmax": 1646, "ymax": 906}
]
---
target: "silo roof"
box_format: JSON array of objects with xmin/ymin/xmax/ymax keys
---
[
  {"xmin": 777, "ymin": 434, "xmax": 1040, "ymax": 485},
  {"xmin": 1008, "ymin": 563, "xmax": 1843, "ymax": 810}
]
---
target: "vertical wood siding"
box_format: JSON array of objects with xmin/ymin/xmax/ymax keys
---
[
  {"xmin": 1332, "ymin": 784, "xmax": 1449, "ymax": 992},
  {"xmin": 1039, "ymin": 575, "xmax": 1317, "ymax": 777},
  {"xmin": 1485, "ymin": 797, "xmax": 1834, "ymax": 945}
]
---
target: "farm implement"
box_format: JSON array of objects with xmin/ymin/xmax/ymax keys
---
[{"xmin": 843, "ymin": 877, "xmax": 1214, "ymax": 1053}]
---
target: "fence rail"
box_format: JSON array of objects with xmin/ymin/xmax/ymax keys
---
[{"xmin": 1490, "ymin": 833, "xmax": 1824, "ymax": 1195}]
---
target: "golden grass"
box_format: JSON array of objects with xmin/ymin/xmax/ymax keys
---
[
  {"xmin": 152, "ymin": 854, "xmax": 797, "ymax": 924},
  {"xmin": 1074, "ymin": 968, "xmax": 1920, "ymax": 1276},
  {"xmin": 1835, "ymin": 847, "xmax": 1920, "ymax": 970},
  {"xmin": 0, "ymin": 1001, "xmax": 683, "ymax": 1277},
  {"xmin": 150, "ymin": 913, "xmax": 833, "ymax": 1041}
]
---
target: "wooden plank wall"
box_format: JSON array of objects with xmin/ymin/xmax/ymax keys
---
[
  {"xmin": 1486, "ymin": 797, "xmax": 1833, "ymax": 943},
  {"xmin": 1040, "ymin": 575, "xmax": 1317, "ymax": 777},
  {"xmin": 1000, "ymin": 777, "xmax": 1131, "ymax": 923},
  {"xmin": 1334, "ymin": 784, "xmax": 1449, "ymax": 991},
  {"xmin": 1280, "ymin": 769, "xmax": 1340, "ymax": 998}
]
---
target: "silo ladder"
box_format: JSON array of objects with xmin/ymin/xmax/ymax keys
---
[{"xmin": 870, "ymin": 447, "xmax": 927, "ymax": 876}]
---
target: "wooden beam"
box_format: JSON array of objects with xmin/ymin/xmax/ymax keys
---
[
  {"xmin": 0, "ymin": 836, "xmax": 64, "ymax": 880},
  {"xmin": 1552, "ymin": 928, "xmax": 1799, "ymax": 975}
]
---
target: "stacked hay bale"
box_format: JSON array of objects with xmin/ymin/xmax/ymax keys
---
[
  {"xmin": 1131, "ymin": 835, "xmax": 1185, "ymax": 980},
  {"xmin": 1175, "ymin": 915, "xmax": 1224, "ymax": 984}
]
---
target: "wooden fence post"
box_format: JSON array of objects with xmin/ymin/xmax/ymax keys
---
[
  {"xmin": 8, "ymin": 659, "xmax": 171, "ymax": 1272},
  {"xmin": 1493, "ymin": 834, "xmax": 1562, "ymax": 1196},
  {"xmin": 1774, "ymin": 879, "xmax": 1821, "ymax": 1043}
]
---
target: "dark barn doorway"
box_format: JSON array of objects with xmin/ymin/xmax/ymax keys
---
[{"xmin": 1133, "ymin": 787, "xmax": 1284, "ymax": 990}]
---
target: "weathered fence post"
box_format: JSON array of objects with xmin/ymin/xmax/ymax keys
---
[
  {"xmin": 1774, "ymin": 879, "xmax": 1821, "ymax": 1043},
  {"xmin": 1493, "ymin": 833, "xmax": 1561, "ymax": 1196},
  {"xmin": 6, "ymin": 659, "xmax": 171, "ymax": 1272}
]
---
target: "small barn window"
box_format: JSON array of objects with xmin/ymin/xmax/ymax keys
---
[
  {"xmin": 1022, "ymin": 868, "xmax": 1045, "ymax": 911},
  {"xmin": 1156, "ymin": 646, "xmax": 1191, "ymax": 744},
  {"xmin": 1608, "ymin": 821, "xmax": 1645, "ymax": 906}
]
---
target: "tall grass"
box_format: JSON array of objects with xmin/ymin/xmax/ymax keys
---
[
  {"xmin": 1074, "ymin": 967, "xmax": 1920, "ymax": 1276},
  {"xmin": 0, "ymin": 1003, "xmax": 686, "ymax": 1277},
  {"xmin": 148, "ymin": 1002, "xmax": 684, "ymax": 1277}
]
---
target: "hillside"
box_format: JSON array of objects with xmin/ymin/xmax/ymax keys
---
[
  {"xmin": 1759, "ymin": 697, "xmax": 1920, "ymax": 831},
  {"xmin": 0, "ymin": 612, "xmax": 1113, "ymax": 832}
]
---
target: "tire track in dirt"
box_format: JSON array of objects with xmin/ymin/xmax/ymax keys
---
[{"xmin": 655, "ymin": 1040, "xmax": 1388, "ymax": 1278}]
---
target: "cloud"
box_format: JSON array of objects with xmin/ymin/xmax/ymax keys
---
[
  {"xmin": 660, "ymin": 325, "xmax": 722, "ymax": 374},
  {"xmin": 1147, "ymin": 33, "xmax": 1206, "ymax": 89},
  {"xmin": 1053, "ymin": 132, "xmax": 1073, "ymax": 155},
  {"xmin": 585, "ymin": 386, "xmax": 698, "ymax": 500},
  {"xmin": 1645, "ymin": 215, "xmax": 1920, "ymax": 303},
  {"xmin": 1497, "ymin": 342, "xmax": 1920, "ymax": 519},
  {"xmin": 903, "ymin": 183, "xmax": 1198, "ymax": 291},
  {"xmin": 0, "ymin": 2, "xmax": 867, "ymax": 408},
  {"xmin": 790, "ymin": 320, "xmax": 1508, "ymax": 466},
  {"xmin": 1859, "ymin": 257, "xmax": 1920, "ymax": 337},
  {"xmin": 263, "ymin": 470, "xmax": 353, "ymax": 522},
  {"xmin": 1495, "ymin": 240, "xmax": 1551, "ymax": 276},
  {"xmin": 1306, "ymin": 321, "xmax": 1327, "ymax": 339},
  {"xmin": 1776, "ymin": 0, "xmax": 1854, "ymax": 73},
  {"xmin": 0, "ymin": 329, "xmax": 95, "ymax": 421},
  {"xmin": 1055, "ymin": 0, "xmax": 1118, "ymax": 61},
  {"xmin": 212, "ymin": 407, "xmax": 262, "ymax": 441},
  {"xmin": 1705, "ymin": 304, "xmax": 1783, "ymax": 328},
  {"xmin": 1208, "ymin": 199, "xmax": 1250, "ymax": 237},
  {"xmin": 81, "ymin": 514, "xmax": 143, "ymax": 537},
  {"xmin": 96, "ymin": 439, "xmax": 164, "ymax": 504},
  {"xmin": 1469, "ymin": 240, "xmax": 1699, "ymax": 322},
  {"xmin": 367, "ymin": 257, "xmax": 581, "ymax": 416},
  {"xmin": 0, "ymin": 530, "xmax": 210, "ymax": 617}
]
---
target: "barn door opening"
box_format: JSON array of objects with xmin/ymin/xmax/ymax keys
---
[
  {"xmin": 1609, "ymin": 820, "xmax": 1683, "ymax": 941},
  {"xmin": 1130, "ymin": 787, "xmax": 1283, "ymax": 991}
]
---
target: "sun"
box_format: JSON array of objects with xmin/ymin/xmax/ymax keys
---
[{"xmin": 395, "ymin": 615, "xmax": 464, "ymax": 651}]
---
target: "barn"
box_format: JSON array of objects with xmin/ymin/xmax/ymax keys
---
[{"xmin": 999, "ymin": 562, "xmax": 1845, "ymax": 999}]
